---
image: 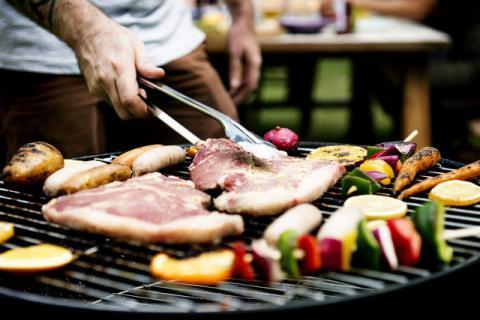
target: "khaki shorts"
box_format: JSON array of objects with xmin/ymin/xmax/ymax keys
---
[{"xmin": 0, "ymin": 44, "xmax": 238, "ymax": 164}]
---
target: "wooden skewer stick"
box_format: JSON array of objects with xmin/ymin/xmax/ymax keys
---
[
  {"xmin": 347, "ymin": 186, "xmax": 358, "ymax": 195},
  {"xmin": 403, "ymin": 130, "xmax": 418, "ymax": 142},
  {"xmin": 443, "ymin": 227, "xmax": 480, "ymax": 240}
]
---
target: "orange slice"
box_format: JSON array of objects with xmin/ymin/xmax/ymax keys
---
[
  {"xmin": 0, "ymin": 244, "xmax": 73, "ymax": 273},
  {"xmin": 151, "ymin": 250, "xmax": 234, "ymax": 285}
]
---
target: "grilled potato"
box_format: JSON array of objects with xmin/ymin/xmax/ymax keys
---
[
  {"xmin": 2, "ymin": 141, "xmax": 64, "ymax": 186},
  {"xmin": 306, "ymin": 145, "xmax": 367, "ymax": 165},
  {"xmin": 62, "ymin": 163, "xmax": 132, "ymax": 194}
]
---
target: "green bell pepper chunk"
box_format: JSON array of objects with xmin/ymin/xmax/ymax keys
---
[
  {"xmin": 278, "ymin": 230, "xmax": 300, "ymax": 278},
  {"xmin": 367, "ymin": 146, "xmax": 385, "ymax": 158},
  {"xmin": 342, "ymin": 176, "xmax": 372, "ymax": 196},
  {"xmin": 412, "ymin": 201, "xmax": 453, "ymax": 265},
  {"xmin": 353, "ymin": 219, "xmax": 381, "ymax": 270},
  {"xmin": 342, "ymin": 168, "xmax": 381, "ymax": 196},
  {"xmin": 347, "ymin": 168, "xmax": 381, "ymax": 193}
]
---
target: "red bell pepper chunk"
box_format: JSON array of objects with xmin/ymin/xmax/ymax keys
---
[
  {"xmin": 370, "ymin": 151, "xmax": 384, "ymax": 159},
  {"xmin": 387, "ymin": 219, "xmax": 422, "ymax": 266},
  {"xmin": 297, "ymin": 235, "xmax": 322, "ymax": 274},
  {"xmin": 232, "ymin": 242, "xmax": 255, "ymax": 281}
]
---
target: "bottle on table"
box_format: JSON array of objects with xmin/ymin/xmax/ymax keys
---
[{"xmin": 333, "ymin": 0, "xmax": 356, "ymax": 34}]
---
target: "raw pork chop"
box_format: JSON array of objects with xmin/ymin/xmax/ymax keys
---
[
  {"xmin": 190, "ymin": 139, "xmax": 346, "ymax": 216},
  {"xmin": 42, "ymin": 173, "xmax": 244, "ymax": 244}
]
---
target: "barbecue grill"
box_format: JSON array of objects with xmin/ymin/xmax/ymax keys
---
[{"xmin": 1, "ymin": 142, "xmax": 479, "ymax": 317}]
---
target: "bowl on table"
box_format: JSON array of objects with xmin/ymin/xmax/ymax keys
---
[{"xmin": 279, "ymin": 15, "xmax": 325, "ymax": 34}]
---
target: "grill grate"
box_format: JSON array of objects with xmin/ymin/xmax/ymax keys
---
[{"xmin": 0, "ymin": 143, "xmax": 479, "ymax": 315}]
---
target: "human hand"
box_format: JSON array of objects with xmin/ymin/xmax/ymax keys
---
[
  {"xmin": 227, "ymin": 19, "xmax": 262, "ymax": 106},
  {"xmin": 320, "ymin": 0, "xmax": 335, "ymax": 18},
  {"xmin": 74, "ymin": 19, "xmax": 164, "ymax": 119}
]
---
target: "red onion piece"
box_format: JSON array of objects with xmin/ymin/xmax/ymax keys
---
[
  {"xmin": 365, "ymin": 170, "xmax": 388, "ymax": 181},
  {"xmin": 263, "ymin": 127, "xmax": 299, "ymax": 152}
]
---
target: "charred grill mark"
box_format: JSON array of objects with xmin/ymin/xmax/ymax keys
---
[{"xmin": 30, "ymin": 148, "xmax": 48, "ymax": 156}]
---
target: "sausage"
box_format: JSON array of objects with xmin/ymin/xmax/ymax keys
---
[
  {"xmin": 132, "ymin": 146, "xmax": 186, "ymax": 177},
  {"xmin": 62, "ymin": 164, "xmax": 132, "ymax": 194},
  {"xmin": 393, "ymin": 147, "xmax": 441, "ymax": 193},
  {"xmin": 264, "ymin": 204, "xmax": 323, "ymax": 246},
  {"xmin": 2, "ymin": 141, "xmax": 64, "ymax": 186},
  {"xmin": 43, "ymin": 160, "xmax": 106, "ymax": 197},
  {"xmin": 398, "ymin": 160, "xmax": 480, "ymax": 200},
  {"xmin": 112, "ymin": 144, "xmax": 162, "ymax": 168},
  {"xmin": 64, "ymin": 159, "xmax": 86, "ymax": 168}
]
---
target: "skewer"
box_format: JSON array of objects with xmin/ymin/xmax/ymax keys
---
[
  {"xmin": 403, "ymin": 130, "xmax": 418, "ymax": 142},
  {"xmin": 443, "ymin": 227, "xmax": 480, "ymax": 240},
  {"xmin": 347, "ymin": 186, "xmax": 358, "ymax": 195}
]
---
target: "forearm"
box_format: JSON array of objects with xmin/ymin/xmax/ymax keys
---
[
  {"xmin": 7, "ymin": 0, "xmax": 111, "ymax": 50},
  {"xmin": 351, "ymin": 0, "xmax": 437, "ymax": 20},
  {"xmin": 224, "ymin": 0, "xmax": 254, "ymax": 26}
]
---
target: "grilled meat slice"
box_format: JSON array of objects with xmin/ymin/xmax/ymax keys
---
[
  {"xmin": 190, "ymin": 139, "xmax": 346, "ymax": 216},
  {"xmin": 42, "ymin": 173, "xmax": 244, "ymax": 244}
]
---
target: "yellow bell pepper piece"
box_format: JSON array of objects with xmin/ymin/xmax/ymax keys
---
[
  {"xmin": 359, "ymin": 159, "xmax": 395, "ymax": 185},
  {"xmin": 342, "ymin": 230, "xmax": 358, "ymax": 271}
]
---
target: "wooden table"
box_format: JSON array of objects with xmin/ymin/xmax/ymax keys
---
[{"xmin": 206, "ymin": 16, "xmax": 451, "ymax": 147}]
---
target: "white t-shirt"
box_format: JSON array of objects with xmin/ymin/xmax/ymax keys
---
[{"xmin": 0, "ymin": 0, "xmax": 205, "ymax": 75}]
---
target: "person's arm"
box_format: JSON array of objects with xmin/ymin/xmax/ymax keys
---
[
  {"xmin": 350, "ymin": 0, "xmax": 437, "ymax": 20},
  {"xmin": 7, "ymin": 0, "xmax": 164, "ymax": 119},
  {"xmin": 224, "ymin": 0, "xmax": 262, "ymax": 106},
  {"xmin": 321, "ymin": 0, "xmax": 437, "ymax": 21}
]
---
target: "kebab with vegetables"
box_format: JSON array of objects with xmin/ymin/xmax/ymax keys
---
[
  {"xmin": 266, "ymin": 204, "xmax": 323, "ymax": 278},
  {"xmin": 387, "ymin": 218, "xmax": 422, "ymax": 266},
  {"xmin": 412, "ymin": 201, "xmax": 453, "ymax": 265},
  {"xmin": 341, "ymin": 168, "xmax": 381, "ymax": 196},
  {"xmin": 352, "ymin": 219, "xmax": 381, "ymax": 270},
  {"xmin": 367, "ymin": 220, "xmax": 398, "ymax": 270},
  {"xmin": 317, "ymin": 207, "xmax": 364, "ymax": 271}
]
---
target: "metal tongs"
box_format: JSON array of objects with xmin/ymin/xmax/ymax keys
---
[{"xmin": 138, "ymin": 77, "xmax": 275, "ymax": 149}]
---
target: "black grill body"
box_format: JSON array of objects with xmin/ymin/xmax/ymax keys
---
[{"xmin": 0, "ymin": 142, "xmax": 479, "ymax": 318}]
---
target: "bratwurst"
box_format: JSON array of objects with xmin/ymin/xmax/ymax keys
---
[
  {"xmin": 112, "ymin": 144, "xmax": 162, "ymax": 168},
  {"xmin": 43, "ymin": 160, "xmax": 106, "ymax": 197},
  {"xmin": 62, "ymin": 164, "xmax": 132, "ymax": 194},
  {"xmin": 132, "ymin": 145, "xmax": 186, "ymax": 176}
]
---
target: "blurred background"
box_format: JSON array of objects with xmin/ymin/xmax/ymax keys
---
[{"xmin": 189, "ymin": 0, "xmax": 480, "ymax": 163}]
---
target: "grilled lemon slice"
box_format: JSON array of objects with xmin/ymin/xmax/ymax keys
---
[
  {"xmin": 429, "ymin": 180, "xmax": 480, "ymax": 206},
  {"xmin": 307, "ymin": 145, "xmax": 367, "ymax": 164},
  {"xmin": 344, "ymin": 195, "xmax": 408, "ymax": 220},
  {"xmin": 0, "ymin": 244, "xmax": 73, "ymax": 273}
]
